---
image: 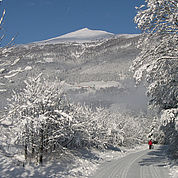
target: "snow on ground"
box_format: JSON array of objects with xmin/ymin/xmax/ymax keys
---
[
  {"xmin": 0, "ymin": 143, "xmax": 176, "ymax": 178},
  {"xmin": 77, "ymin": 81, "xmax": 121, "ymax": 90},
  {"xmin": 0, "ymin": 148, "xmax": 120, "ymax": 178},
  {"xmin": 0, "ymin": 145, "xmax": 148, "ymax": 178}
]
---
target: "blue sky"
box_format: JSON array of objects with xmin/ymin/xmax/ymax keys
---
[{"xmin": 1, "ymin": 0, "xmax": 145, "ymax": 44}]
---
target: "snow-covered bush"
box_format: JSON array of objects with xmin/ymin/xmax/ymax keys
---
[
  {"xmin": 147, "ymin": 116, "xmax": 164, "ymax": 144},
  {"xmin": 93, "ymin": 111, "xmax": 153, "ymax": 148},
  {"xmin": 160, "ymin": 109, "xmax": 178, "ymax": 159},
  {"xmin": 118, "ymin": 113, "xmax": 152, "ymax": 147}
]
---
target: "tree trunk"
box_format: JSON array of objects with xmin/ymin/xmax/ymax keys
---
[
  {"xmin": 24, "ymin": 124, "xmax": 28, "ymax": 160},
  {"xmin": 25, "ymin": 144, "xmax": 28, "ymax": 160},
  {"xmin": 39, "ymin": 127, "xmax": 44, "ymax": 164}
]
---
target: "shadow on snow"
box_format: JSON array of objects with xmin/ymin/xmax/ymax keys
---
[{"xmin": 138, "ymin": 145, "xmax": 168, "ymax": 167}]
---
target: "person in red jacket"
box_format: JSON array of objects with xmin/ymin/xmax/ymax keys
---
[{"xmin": 148, "ymin": 139, "xmax": 153, "ymax": 149}]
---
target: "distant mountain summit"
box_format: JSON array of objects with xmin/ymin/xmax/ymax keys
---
[{"xmin": 36, "ymin": 28, "xmax": 115, "ymax": 44}]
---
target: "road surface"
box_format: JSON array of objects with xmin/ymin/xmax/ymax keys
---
[{"xmin": 90, "ymin": 145, "xmax": 170, "ymax": 178}]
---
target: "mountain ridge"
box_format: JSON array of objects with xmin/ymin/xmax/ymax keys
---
[{"xmin": 33, "ymin": 28, "xmax": 139, "ymax": 44}]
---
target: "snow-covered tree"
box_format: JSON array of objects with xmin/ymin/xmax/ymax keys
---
[
  {"xmin": 147, "ymin": 116, "xmax": 164, "ymax": 143},
  {"xmin": 135, "ymin": 0, "xmax": 177, "ymax": 33},
  {"xmin": 0, "ymin": 4, "xmax": 18, "ymax": 93},
  {"xmin": 131, "ymin": 33, "xmax": 177, "ymax": 110},
  {"xmin": 5, "ymin": 74, "xmax": 69, "ymax": 162},
  {"xmin": 132, "ymin": 0, "xmax": 178, "ymax": 157},
  {"xmin": 132, "ymin": 0, "xmax": 177, "ymax": 110}
]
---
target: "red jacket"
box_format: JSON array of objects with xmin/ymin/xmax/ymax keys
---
[{"xmin": 148, "ymin": 140, "xmax": 153, "ymax": 145}]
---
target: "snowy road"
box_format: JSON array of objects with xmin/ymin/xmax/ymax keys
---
[{"xmin": 90, "ymin": 145, "xmax": 170, "ymax": 178}]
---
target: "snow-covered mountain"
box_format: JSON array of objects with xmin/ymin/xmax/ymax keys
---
[
  {"xmin": 36, "ymin": 28, "xmax": 115, "ymax": 44},
  {"xmin": 0, "ymin": 28, "xmax": 147, "ymax": 114}
]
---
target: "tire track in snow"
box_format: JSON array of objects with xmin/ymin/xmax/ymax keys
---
[
  {"xmin": 120, "ymin": 150, "xmax": 147, "ymax": 178},
  {"xmin": 149, "ymin": 164, "xmax": 160, "ymax": 178},
  {"xmin": 90, "ymin": 145, "xmax": 170, "ymax": 178},
  {"xmin": 100, "ymin": 149, "xmax": 147, "ymax": 178},
  {"xmin": 140, "ymin": 162, "xmax": 144, "ymax": 178}
]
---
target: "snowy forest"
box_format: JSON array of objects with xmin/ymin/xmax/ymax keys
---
[{"xmin": 0, "ymin": 0, "xmax": 177, "ymax": 176}]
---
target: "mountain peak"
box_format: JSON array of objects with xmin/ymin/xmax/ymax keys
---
[
  {"xmin": 78, "ymin": 27, "xmax": 90, "ymax": 31},
  {"xmin": 38, "ymin": 28, "xmax": 114, "ymax": 44},
  {"xmin": 59, "ymin": 28, "xmax": 114, "ymax": 39}
]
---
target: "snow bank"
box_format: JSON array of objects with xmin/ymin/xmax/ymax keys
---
[{"xmin": 169, "ymin": 160, "xmax": 178, "ymax": 178}]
